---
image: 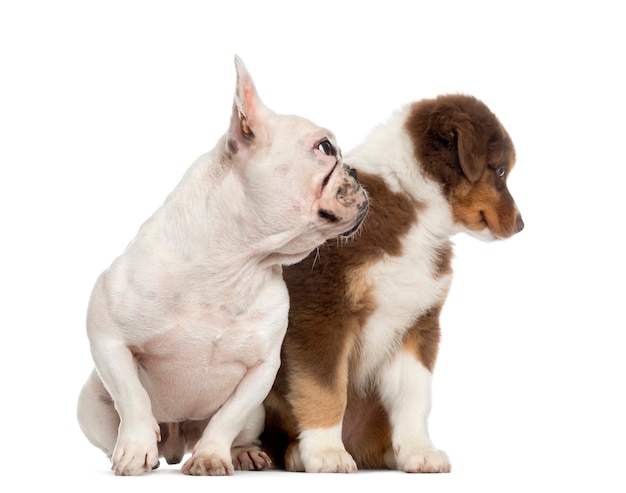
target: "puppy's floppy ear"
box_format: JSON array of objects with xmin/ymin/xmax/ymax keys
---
[
  {"xmin": 228, "ymin": 55, "xmax": 268, "ymax": 152},
  {"xmin": 455, "ymin": 122, "xmax": 487, "ymax": 183}
]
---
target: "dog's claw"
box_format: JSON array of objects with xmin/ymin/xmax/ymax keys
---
[
  {"xmin": 182, "ymin": 453, "xmax": 234, "ymax": 476},
  {"xmin": 232, "ymin": 446, "xmax": 272, "ymax": 471},
  {"xmin": 395, "ymin": 448, "xmax": 451, "ymax": 473}
]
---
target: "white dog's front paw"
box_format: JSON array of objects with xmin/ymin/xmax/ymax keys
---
[
  {"xmin": 181, "ymin": 452, "xmax": 234, "ymax": 476},
  {"xmin": 111, "ymin": 423, "xmax": 161, "ymax": 476},
  {"xmin": 395, "ymin": 447, "xmax": 451, "ymax": 473}
]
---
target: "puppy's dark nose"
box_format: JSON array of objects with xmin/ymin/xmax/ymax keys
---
[
  {"xmin": 516, "ymin": 215, "xmax": 525, "ymax": 233},
  {"xmin": 348, "ymin": 167, "xmax": 358, "ymax": 180}
]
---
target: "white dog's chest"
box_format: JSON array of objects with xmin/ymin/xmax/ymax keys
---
[
  {"xmin": 135, "ymin": 316, "xmax": 263, "ymax": 421},
  {"xmin": 107, "ymin": 266, "xmax": 289, "ymax": 423}
]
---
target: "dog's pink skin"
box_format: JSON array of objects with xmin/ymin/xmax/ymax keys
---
[{"xmin": 77, "ymin": 56, "xmax": 367, "ymax": 476}]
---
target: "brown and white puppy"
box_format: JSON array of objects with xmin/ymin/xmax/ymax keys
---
[{"xmin": 261, "ymin": 94, "xmax": 523, "ymax": 473}]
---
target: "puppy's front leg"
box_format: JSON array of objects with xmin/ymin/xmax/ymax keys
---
[
  {"xmin": 378, "ymin": 349, "xmax": 450, "ymax": 473},
  {"xmin": 285, "ymin": 346, "xmax": 357, "ymax": 473}
]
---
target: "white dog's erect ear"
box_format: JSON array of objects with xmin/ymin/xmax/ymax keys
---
[{"xmin": 229, "ymin": 55, "xmax": 268, "ymax": 150}]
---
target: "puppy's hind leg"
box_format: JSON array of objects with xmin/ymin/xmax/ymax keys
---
[
  {"xmin": 231, "ymin": 404, "xmax": 272, "ymax": 471},
  {"xmin": 77, "ymin": 369, "xmax": 120, "ymax": 459}
]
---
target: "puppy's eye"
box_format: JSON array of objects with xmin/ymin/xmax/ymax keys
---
[
  {"xmin": 318, "ymin": 139, "xmax": 336, "ymax": 156},
  {"xmin": 496, "ymin": 167, "xmax": 506, "ymax": 178}
]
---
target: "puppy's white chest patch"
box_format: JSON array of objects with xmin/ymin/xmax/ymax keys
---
[{"xmin": 354, "ymin": 219, "xmax": 452, "ymax": 389}]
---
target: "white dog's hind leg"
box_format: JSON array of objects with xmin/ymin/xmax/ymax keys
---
[
  {"xmin": 231, "ymin": 404, "xmax": 272, "ymax": 471},
  {"xmin": 77, "ymin": 369, "xmax": 120, "ymax": 457}
]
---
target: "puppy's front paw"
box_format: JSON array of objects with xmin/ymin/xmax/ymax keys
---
[
  {"xmin": 232, "ymin": 445, "xmax": 272, "ymax": 471},
  {"xmin": 395, "ymin": 447, "xmax": 451, "ymax": 473},
  {"xmin": 181, "ymin": 453, "xmax": 234, "ymax": 476},
  {"xmin": 309, "ymin": 449, "xmax": 357, "ymax": 473},
  {"xmin": 298, "ymin": 446, "xmax": 357, "ymax": 473},
  {"xmin": 111, "ymin": 422, "xmax": 161, "ymax": 476}
]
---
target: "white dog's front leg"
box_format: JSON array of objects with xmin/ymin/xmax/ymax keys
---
[
  {"xmin": 90, "ymin": 337, "xmax": 161, "ymax": 475},
  {"xmin": 181, "ymin": 356, "xmax": 280, "ymax": 476},
  {"xmin": 378, "ymin": 351, "xmax": 450, "ymax": 473},
  {"xmin": 88, "ymin": 305, "xmax": 161, "ymax": 477}
]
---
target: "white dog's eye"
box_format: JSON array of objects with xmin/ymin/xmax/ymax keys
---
[{"xmin": 318, "ymin": 139, "xmax": 335, "ymax": 156}]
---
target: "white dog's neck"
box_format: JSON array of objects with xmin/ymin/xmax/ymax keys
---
[{"xmin": 124, "ymin": 140, "xmax": 294, "ymax": 297}]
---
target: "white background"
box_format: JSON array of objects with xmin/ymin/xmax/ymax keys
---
[{"xmin": 1, "ymin": 1, "xmax": 624, "ymax": 491}]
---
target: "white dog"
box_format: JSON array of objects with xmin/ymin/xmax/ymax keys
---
[{"xmin": 77, "ymin": 56, "xmax": 368, "ymax": 476}]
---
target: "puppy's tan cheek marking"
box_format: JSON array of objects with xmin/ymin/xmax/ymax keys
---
[
  {"xmin": 290, "ymin": 375, "xmax": 347, "ymax": 430},
  {"xmin": 450, "ymin": 182, "xmax": 490, "ymax": 230},
  {"xmin": 450, "ymin": 201, "xmax": 484, "ymax": 231},
  {"xmin": 465, "ymin": 184, "xmax": 516, "ymax": 237},
  {"xmin": 452, "ymin": 175, "xmax": 520, "ymax": 238}
]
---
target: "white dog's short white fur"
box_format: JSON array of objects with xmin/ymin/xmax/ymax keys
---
[{"xmin": 77, "ymin": 56, "xmax": 368, "ymax": 476}]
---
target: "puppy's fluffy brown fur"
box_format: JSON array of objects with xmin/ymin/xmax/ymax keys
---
[{"xmin": 262, "ymin": 94, "xmax": 523, "ymax": 473}]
